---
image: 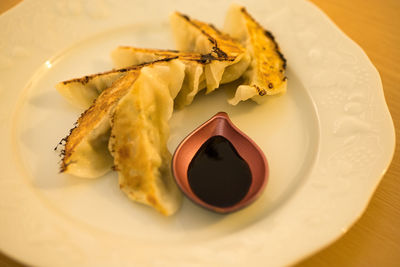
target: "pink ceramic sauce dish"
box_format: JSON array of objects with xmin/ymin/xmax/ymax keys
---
[{"xmin": 172, "ymin": 112, "xmax": 269, "ymax": 214}]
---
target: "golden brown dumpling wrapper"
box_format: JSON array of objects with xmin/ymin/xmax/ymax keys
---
[
  {"xmin": 109, "ymin": 60, "xmax": 185, "ymax": 215},
  {"xmin": 224, "ymin": 4, "xmax": 287, "ymax": 105},
  {"xmin": 111, "ymin": 46, "xmax": 206, "ymax": 109},
  {"xmin": 56, "ymin": 58, "xmax": 175, "ymax": 109},
  {"xmin": 170, "ymin": 12, "xmax": 250, "ymax": 93},
  {"xmin": 59, "ymin": 71, "xmax": 140, "ymax": 178}
]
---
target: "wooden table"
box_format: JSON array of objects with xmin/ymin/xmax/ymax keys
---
[{"xmin": 1, "ymin": 0, "xmax": 399, "ymax": 266}]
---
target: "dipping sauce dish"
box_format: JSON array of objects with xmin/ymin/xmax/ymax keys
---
[{"xmin": 172, "ymin": 112, "xmax": 269, "ymax": 213}]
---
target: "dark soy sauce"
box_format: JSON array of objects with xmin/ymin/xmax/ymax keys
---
[{"xmin": 187, "ymin": 135, "xmax": 252, "ymax": 208}]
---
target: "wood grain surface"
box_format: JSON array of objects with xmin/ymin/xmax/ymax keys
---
[{"xmin": 1, "ymin": 0, "xmax": 399, "ymax": 266}]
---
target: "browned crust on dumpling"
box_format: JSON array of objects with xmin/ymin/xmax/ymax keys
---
[
  {"xmin": 239, "ymin": 7, "xmax": 287, "ymax": 95},
  {"xmin": 240, "ymin": 7, "xmax": 287, "ymax": 70},
  {"xmin": 116, "ymin": 46, "xmax": 232, "ymax": 65},
  {"xmin": 60, "ymin": 57, "xmax": 178, "ymax": 86},
  {"xmin": 58, "ymin": 71, "xmax": 140, "ymax": 172},
  {"xmin": 176, "ymin": 12, "xmax": 245, "ymax": 61}
]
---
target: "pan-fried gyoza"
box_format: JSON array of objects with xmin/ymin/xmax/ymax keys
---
[
  {"xmin": 224, "ymin": 4, "xmax": 287, "ymax": 105},
  {"xmin": 55, "ymin": 5, "xmax": 287, "ymax": 215}
]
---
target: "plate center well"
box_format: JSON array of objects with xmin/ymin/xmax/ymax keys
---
[{"xmin": 13, "ymin": 24, "xmax": 320, "ymax": 243}]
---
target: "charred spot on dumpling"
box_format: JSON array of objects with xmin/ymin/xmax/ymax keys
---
[
  {"xmin": 208, "ymin": 23, "xmax": 223, "ymax": 34},
  {"xmin": 268, "ymin": 83, "xmax": 273, "ymax": 89},
  {"xmin": 54, "ymin": 136, "xmax": 68, "ymax": 151},
  {"xmin": 211, "ymin": 47, "xmax": 229, "ymax": 59},
  {"xmin": 160, "ymin": 56, "xmax": 179, "ymax": 62},
  {"xmin": 254, "ymin": 85, "xmax": 266, "ymax": 96},
  {"xmin": 165, "ymin": 49, "xmax": 180, "ymax": 53},
  {"xmin": 198, "ymin": 53, "xmax": 216, "ymax": 64},
  {"xmin": 276, "ymin": 50, "xmax": 287, "ymax": 69},
  {"xmin": 207, "ymin": 37, "xmax": 217, "ymax": 45},
  {"xmin": 56, "ymin": 123, "xmax": 78, "ymax": 168},
  {"xmin": 60, "ymin": 160, "xmax": 77, "ymax": 173},
  {"xmin": 263, "ymin": 30, "xmax": 275, "ymax": 41},
  {"xmin": 181, "ymin": 13, "xmax": 190, "ymax": 21},
  {"xmin": 111, "ymin": 165, "xmax": 119, "ymax": 171}
]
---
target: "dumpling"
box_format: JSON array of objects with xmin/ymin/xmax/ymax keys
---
[
  {"xmin": 59, "ymin": 59, "xmax": 185, "ymax": 179},
  {"xmin": 59, "ymin": 70, "xmax": 140, "ymax": 178},
  {"xmin": 175, "ymin": 59, "xmax": 205, "ymax": 109},
  {"xmin": 56, "ymin": 58, "xmax": 174, "ymax": 109},
  {"xmin": 109, "ymin": 59, "xmax": 185, "ymax": 215},
  {"xmin": 111, "ymin": 46, "xmax": 206, "ymax": 109},
  {"xmin": 59, "ymin": 59, "xmax": 185, "ymax": 215},
  {"xmin": 56, "ymin": 69, "xmax": 127, "ymax": 109},
  {"xmin": 224, "ymin": 4, "xmax": 287, "ymax": 105},
  {"xmin": 170, "ymin": 12, "xmax": 251, "ymax": 93}
]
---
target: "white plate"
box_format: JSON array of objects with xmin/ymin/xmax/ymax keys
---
[{"xmin": 0, "ymin": 0, "xmax": 395, "ymax": 266}]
